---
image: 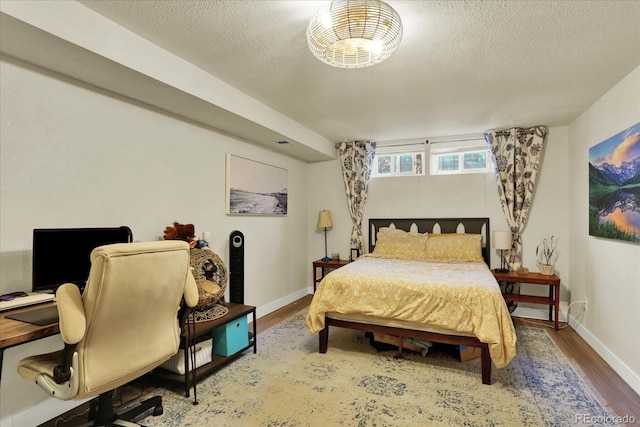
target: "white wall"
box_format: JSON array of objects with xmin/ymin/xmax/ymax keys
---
[
  {"xmin": 0, "ymin": 55, "xmax": 309, "ymax": 423},
  {"xmin": 307, "ymin": 129, "xmax": 571, "ymax": 311},
  {"xmin": 568, "ymin": 65, "xmax": 640, "ymax": 394}
]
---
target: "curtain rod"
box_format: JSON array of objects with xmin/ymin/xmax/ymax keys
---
[
  {"xmin": 380, "ymin": 134, "xmax": 485, "ymax": 146},
  {"xmin": 427, "ymin": 136, "xmax": 485, "ymax": 144},
  {"xmin": 376, "ymin": 141, "xmax": 427, "ymax": 148},
  {"xmin": 337, "ymin": 134, "xmax": 487, "ymax": 147}
]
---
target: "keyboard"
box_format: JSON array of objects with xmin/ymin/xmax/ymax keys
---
[{"xmin": 0, "ymin": 292, "xmax": 55, "ymax": 311}]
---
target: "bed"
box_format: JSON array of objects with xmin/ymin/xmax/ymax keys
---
[{"xmin": 306, "ymin": 218, "xmax": 517, "ymax": 385}]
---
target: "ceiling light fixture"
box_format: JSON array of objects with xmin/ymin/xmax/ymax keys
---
[{"xmin": 307, "ymin": 0, "xmax": 403, "ymax": 69}]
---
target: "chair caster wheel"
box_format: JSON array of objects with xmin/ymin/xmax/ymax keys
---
[{"xmin": 153, "ymin": 405, "xmax": 164, "ymax": 417}]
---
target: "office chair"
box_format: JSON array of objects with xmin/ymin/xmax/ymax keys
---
[{"xmin": 17, "ymin": 241, "xmax": 199, "ymax": 426}]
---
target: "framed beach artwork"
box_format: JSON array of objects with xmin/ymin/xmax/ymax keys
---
[
  {"xmin": 588, "ymin": 122, "xmax": 640, "ymax": 243},
  {"xmin": 226, "ymin": 154, "xmax": 288, "ymax": 216}
]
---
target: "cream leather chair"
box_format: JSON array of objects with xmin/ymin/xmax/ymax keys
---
[{"xmin": 18, "ymin": 241, "xmax": 199, "ymax": 426}]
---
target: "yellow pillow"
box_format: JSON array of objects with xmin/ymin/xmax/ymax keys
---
[
  {"xmin": 372, "ymin": 231, "xmax": 428, "ymax": 261},
  {"xmin": 377, "ymin": 227, "xmax": 415, "ymax": 236},
  {"xmin": 424, "ymin": 234, "xmax": 484, "ymax": 263}
]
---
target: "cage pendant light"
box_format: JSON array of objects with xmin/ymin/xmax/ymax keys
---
[{"xmin": 307, "ymin": 0, "xmax": 403, "ymax": 69}]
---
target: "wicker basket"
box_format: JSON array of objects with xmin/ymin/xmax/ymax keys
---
[{"xmin": 189, "ymin": 248, "xmax": 228, "ymax": 310}]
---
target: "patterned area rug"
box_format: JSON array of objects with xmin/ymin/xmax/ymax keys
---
[{"xmin": 142, "ymin": 311, "xmax": 616, "ymax": 426}]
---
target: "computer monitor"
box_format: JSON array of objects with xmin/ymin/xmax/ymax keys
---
[{"xmin": 32, "ymin": 226, "xmax": 133, "ymax": 293}]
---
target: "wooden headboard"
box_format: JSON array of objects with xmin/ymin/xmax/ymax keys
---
[{"xmin": 368, "ymin": 218, "xmax": 491, "ymax": 266}]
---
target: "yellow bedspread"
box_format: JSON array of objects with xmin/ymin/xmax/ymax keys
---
[{"xmin": 306, "ymin": 256, "xmax": 517, "ymax": 368}]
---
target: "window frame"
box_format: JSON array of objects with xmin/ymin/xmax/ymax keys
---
[
  {"xmin": 429, "ymin": 138, "xmax": 491, "ymax": 176},
  {"xmin": 371, "ymin": 150, "xmax": 425, "ymax": 178}
]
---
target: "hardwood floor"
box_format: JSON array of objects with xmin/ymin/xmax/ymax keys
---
[
  {"xmin": 254, "ymin": 294, "xmax": 314, "ymax": 334},
  {"xmin": 43, "ymin": 294, "xmax": 639, "ymax": 425}
]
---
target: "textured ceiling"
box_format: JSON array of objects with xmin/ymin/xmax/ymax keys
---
[{"xmin": 77, "ymin": 0, "xmax": 640, "ymax": 144}]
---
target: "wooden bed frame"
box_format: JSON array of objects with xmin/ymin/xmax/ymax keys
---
[{"xmin": 318, "ymin": 217, "xmax": 494, "ymax": 385}]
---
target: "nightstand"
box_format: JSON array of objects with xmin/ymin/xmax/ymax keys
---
[
  {"xmin": 492, "ymin": 270, "xmax": 561, "ymax": 330},
  {"xmin": 313, "ymin": 259, "xmax": 350, "ymax": 292}
]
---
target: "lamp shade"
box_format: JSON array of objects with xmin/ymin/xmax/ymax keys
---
[
  {"xmin": 492, "ymin": 231, "xmax": 512, "ymax": 250},
  {"xmin": 307, "ymin": 0, "xmax": 403, "ymax": 69},
  {"xmin": 317, "ymin": 210, "xmax": 333, "ymax": 229}
]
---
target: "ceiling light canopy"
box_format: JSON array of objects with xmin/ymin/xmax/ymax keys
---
[{"xmin": 307, "ymin": 0, "xmax": 403, "ymax": 69}]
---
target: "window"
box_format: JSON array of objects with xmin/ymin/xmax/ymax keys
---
[
  {"xmin": 429, "ymin": 137, "xmax": 490, "ymax": 175},
  {"xmin": 371, "ymin": 147, "xmax": 425, "ymax": 178}
]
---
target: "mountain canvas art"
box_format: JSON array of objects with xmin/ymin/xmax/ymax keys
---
[{"xmin": 588, "ymin": 122, "xmax": 640, "ymax": 242}]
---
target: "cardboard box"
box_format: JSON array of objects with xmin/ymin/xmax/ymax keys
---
[
  {"xmin": 373, "ymin": 333, "xmax": 425, "ymax": 353},
  {"xmin": 212, "ymin": 316, "xmax": 249, "ymax": 356},
  {"xmin": 456, "ymin": 345, "xmax": 481, "ymax": 362}
]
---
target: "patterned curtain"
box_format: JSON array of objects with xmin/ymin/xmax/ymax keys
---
[
  {"xmin": 337, "ymin": 141, "xmax": 376, "ymax": 254},
  {"xmin": 484, "ymin": 126, "xmax": 548, "ymax": 267}
]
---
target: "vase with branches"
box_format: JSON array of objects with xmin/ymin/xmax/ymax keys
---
[{"xmin": 536, "ymin": 235, "xmax": 557, "ymax": 275}]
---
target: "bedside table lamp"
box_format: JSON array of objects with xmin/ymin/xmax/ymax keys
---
[
  {"xmin": 492, "ymin": 231, "xmax": 512, "ymax": 273},
  {"xmin": 317, "ymin": 210, "xmax": 333, "ymax": 262}
]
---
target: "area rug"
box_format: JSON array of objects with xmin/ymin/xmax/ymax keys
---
[{"xmin": 142, "ymin": 310, "xmax": 617, "ymax": 426}]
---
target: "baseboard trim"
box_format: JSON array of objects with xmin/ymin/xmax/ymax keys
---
[
  {"xmin": 513, "ymin": 303, "xmax": 640, "ymax": 395},
  {"xmin": 511, "ymin": 301, "xmax": 568, "ymax": 323},
  {"xmin": 568, "ymin": 314, "xmax": 640, "ymax": 396},
  {"xmin": 255, "ymin": 288, "xmax": 309, "ymax": 320}
]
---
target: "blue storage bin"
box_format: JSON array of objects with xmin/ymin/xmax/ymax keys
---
[{"xmin": 212, "ymin": 316, "xmax": 249, "ymax": 356}]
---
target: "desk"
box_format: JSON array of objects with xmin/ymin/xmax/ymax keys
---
[{"xmin": 0, "ymin": 302, "xmax": 59, "ymax": 380}]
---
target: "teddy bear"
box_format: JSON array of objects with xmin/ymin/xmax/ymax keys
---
[{"xmin": 163, "ymin": 222, "xmax": 197, "ymax": 248}]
